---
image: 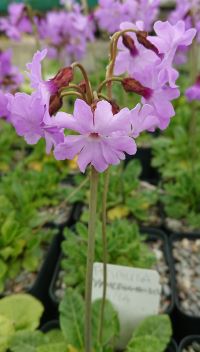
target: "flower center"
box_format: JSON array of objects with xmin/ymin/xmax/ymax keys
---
[{"xmin": 90, "ymin": 132, "xmax": 100, "ymax": 139}]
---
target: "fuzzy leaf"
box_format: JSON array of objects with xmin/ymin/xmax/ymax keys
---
[
  {"xmin": 59, "ymin": 290, "xmax": 84, "ymax": 349},
  {"xmin": 0, "ymin": 294, "xmax": 44, "ymax": 331},
  {"xmin": 126, "ymin": 315, "xmax": 172, "ymax": 352},
  {"xmin": 0, "ymin": 315, "xmax": 15, "ymax": 352},
  {"xmin": 9, "ymin": 331, "xmax": 44, "ymax": 352}
]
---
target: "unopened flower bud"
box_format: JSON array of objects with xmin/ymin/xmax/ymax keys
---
[
  {"xmin": 122, "ymin": 34, "xmax": 138, "ymax": 56},
  {"xmin": 122, "ymin": 78, "xmax": 152, "ymax": 99},
  {"xmin": 47, "ymin": 67, "xmax": 73, "ymax": 94},
  {"xmin": 136, "ymin": 31, "xmax": 159, "ymax": 56},
  {"xmin": 49, "ymin": 93, "xmax": 63, "ymax": 115}
]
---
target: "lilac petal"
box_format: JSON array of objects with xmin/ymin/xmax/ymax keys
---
[
  {"xmin": 26, "ymin": 49, "xmax": 47, "ymax": 89},
  {"xmin": 101, "ymin": 140, "xmax": 121, "ymax": 165},
  {"xmin": 94, "ymin": 100, "xmax": 113, "ymax": 133},
  {"xmin": 108, "ymin": 135, "xmax": 137, "ymax": 155},
  {"xmin": 114, "ymin": 52, "xmax": 129, "ymax": 75},
  {"xmin": 73, "ymin": 99, "xmax": 94, "ymax": 133},
  {"xmin": 77, "ymin": 142, "xmax": 94, "ymax": 172},
  {"xmin": 52, "ymin": 111, "xmax": 81, "ymax": 132},
  {"xmin": 54, "ymin": 135, "xmax": 85, "ymax": 160}
]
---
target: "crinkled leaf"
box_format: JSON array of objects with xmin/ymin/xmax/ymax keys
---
[
  {"xmin": 126, "ymin": 315, "xmax": 172, "ymax": 352},
  {"xmin": 59, "ymin": 290, "xmax": 84, "ymax": 349},
  {"xmin": 0, "ymin": 294, "xmax": 44, "ymax": 331},
  {"xmin": 8, "ymin": 331, "xmax": 44, "ymax": 352},
  {"xmin": 36, "ymin": 342, "xmax": 67, "ymax": 352},
  {"xmin": 0, "ymin": 315, "xmax": 15, "ymax": 352}
]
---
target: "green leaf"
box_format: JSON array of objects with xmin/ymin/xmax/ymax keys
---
[
  {"xmin": 0, "ymin": 315, "xmax": 15, "ymax": 352},
  {"xmin": 59, "ymin": 290, "xmax": 84, "ymax": 349},
  {"xmin": 0, "ymin": 260, "xmax": 7, "ymax": 279},
  {"xmin": 92, "ymin": 299, "xmax": 120, "ymax": 348},
  {"xmin": 36, "ymin": 342, "xmax": 67, "ymax": 352},
  {"xmin": 0, "ymin": 294, "xmax": 44, "ymax": 331},
  {"xmin": 8, "ymin": 331, "xmax": 44, "ymax": 352},
  {"xmin": 126, "ymin": 315, "xmax": 172, "ymax": 352}
]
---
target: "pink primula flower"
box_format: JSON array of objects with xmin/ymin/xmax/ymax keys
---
[
  {"xmin": 185, "ymin": 77, "xmax": 200, "ymax": 101},
  {"xmin": 134, "ymin": 65, "xmax": 180, "ymax": 129},
  {"xmin": 148, "ymin": 20, "xmax": 196, "ymax": 87},
  {"xmin": 26, "ymin": 49, "xmax": 73, "ymax": 106},
  {"xmin": 130, "ymin": 103, "xmax": 159, "ymax": 137},
  {"xmin": 54, "ymin": 99, "xmax": 137, "ymax": 172},
  {"xmin": 114, "ymin": 22, "xmax": 160, "ymax": 77},
  {"xmin": 8, "ymin": 92, "xmax": 64, "ymax": 153},
  {"xmin": 0, "ymin": 3, "xmax": 32, "ymax": 41}
]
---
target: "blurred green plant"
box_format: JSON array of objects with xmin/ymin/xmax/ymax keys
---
[{"xmin": 61, "ymin": 220, "xmax": 156, "ymax": 295}]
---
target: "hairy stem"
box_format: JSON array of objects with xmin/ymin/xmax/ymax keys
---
[
  {"xmin": 71, "ymin": 62, "xmax": 93, "ymax": 104},
  {"xmin": 98, "ymin": 168, "xmax": 110, "ymax": 343},
  {"xmin": 85, "ymin": 167, "xmax": 99, "ymax": 352}
]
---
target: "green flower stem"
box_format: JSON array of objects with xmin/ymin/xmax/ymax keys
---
[
  {"xmin": 98, "ymin": 168, "xmax": 110, "ymax": 344},
  {"xmin": 71, "ymin": 63, "xmax": 93, "ymax": 104},
  {"xmin": 85, "ymin": 166, "xmax": 99, "ymax": 352}
]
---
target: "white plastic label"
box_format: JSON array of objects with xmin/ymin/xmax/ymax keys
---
[{"xmin": 92, "ymin": 262, "xmax": 161, "ymax": 349}]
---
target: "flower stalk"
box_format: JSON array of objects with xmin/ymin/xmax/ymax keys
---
[
  {"xmin": 85, "ymin": 166, "xmax": 99, "ymax": 352},
  {"xmin": 98, "ymin": 168, "xmax": 110, "ymax": 344}
]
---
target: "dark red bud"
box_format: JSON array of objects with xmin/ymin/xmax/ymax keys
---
[
  {"xmin": 136, "ymin": 31, "xmax": 159, "ymax": 56},
  {"xmin": 49, "ymin": 94, "xmax": 63, "ymax": 116},
  {"xmin": 122, "ymin": 78, "xmax": 152, "ymax": 99},
  {"xmin": 50, "ymin": 67, "xmax": 73, "ymax": 93},
  {"xmin": 122, "ymin": 34, "xmax": 138, "ymax": 56},
  {"xmin": 79, "ymin": 81, "xmax": 87, "ymax": 94}
]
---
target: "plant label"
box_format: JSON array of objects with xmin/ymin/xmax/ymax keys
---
[{"xmin": 92, "ymin": 262, "xmax": 161, "ymax": 349}]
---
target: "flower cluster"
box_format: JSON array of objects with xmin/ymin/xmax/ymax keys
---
[
  {"xmin": 37, "ymin": 5, "xmax": 94, "ymax": 64},
  {"xmin": 168, "ymin": 0, "xmax": 200, "ymax": 64},
  {"xmin": 95, "ymin": 0, "xmax": 160, "ymax": 33},
  {"xmin": 115, "ymin": 20, "xmax": 196, "ymax": 129},
  {"xmin": 4, "ymin": 47, "xmax": 158, "ymax": 172},
  {"xmin": 5, "ymin": 19, "xmax": 196, "ymax": 173},
  {"xmin": 0, "ymin": 3, "xmax": 32, "ymax": 41}
]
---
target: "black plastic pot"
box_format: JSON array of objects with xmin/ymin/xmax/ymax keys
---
[
  {"xmin": 167, "ymin": 340, "xmax": 178, "ymax": 352},
  {"xmin": 125, "ymin": 147, "xmax": 160, "ymax": 184},
  {"xmin": 49, "ymin": 227, "xmax": 175, "ymax": 319},
  {"xmin": 170, "ymin": 234, "xmax": 200, "ymax": 342},
  {"xmin": 178, "ymin": 335, "xmax": 200, "ymax": 351},
  {"xmin": 41, "ymin": 320, "xmax": 59, "ymax": 332}
]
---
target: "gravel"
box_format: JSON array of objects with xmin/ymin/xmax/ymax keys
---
[
  {"xmin": 4, "ymin": 271, "xmax": 37, "ymax": 295},
  {"xmin": 173, "ymin": 238, "xmax": 200, "ymax": 316},
  {"xmin": 54, "ymin": 239, "xmax": 172, "ymax": 313},
  {"xmin": 3, "ymin": 246, "xmax": 48, "ymax": 295}
]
